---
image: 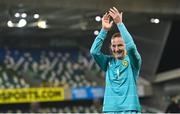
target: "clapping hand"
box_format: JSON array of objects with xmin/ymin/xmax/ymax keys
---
[
  {"xmin": 108, "ymin": 7, "xmax": 122, "ymax": 24},
  {"xmin": 102, "ymin": 13, "xmax": 113, "ymax": 31}
]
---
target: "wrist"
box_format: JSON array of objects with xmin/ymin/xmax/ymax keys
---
[
  {"xmin": 102, "ymin": 27, "xmax": 109, "ymax": 31},
  {"xmin": 116, "ymin": 22, "xmax": 122, "ymax": 25},
  {"xmin": 99, "ymin": 28, "xmax": 108, "ymax": 38}
]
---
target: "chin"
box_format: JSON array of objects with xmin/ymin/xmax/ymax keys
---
[
  {"xmin": 114, "ymin": 55, "xmax": 123, "ymax": 59},
  {"xmin": 117, "ymin": 56, "xmax": 124, "ymax": 60},
  {"xmin": 115, "ymin": 53, "xmax": 126, "ymax": 59}
]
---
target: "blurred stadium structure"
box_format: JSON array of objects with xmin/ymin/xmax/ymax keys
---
[{"xmin": 0, "ymin": 0, "xmax": 180, "ymax": 113}]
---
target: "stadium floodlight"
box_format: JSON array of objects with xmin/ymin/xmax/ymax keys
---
[
  {"xmin": 17, "ymin": 19, "xmax": 27, "ymax": 27},
  {"xmin": 95, "ymin": 16, "xmax": 101, "ymax": 22},
  {"xmin": 37, "ymin": 20, "xmax": 47, "ymax": 29},
  {"xmin": 94, "ymin": 30, "xmax": 99, "ymax": 35},
  {"xmin": 14, "ymin": 13, "xmax": 20, "ymax": 18},
  {"xmin": 7, "ymin": 20, "xmax": 14, "ymax": 27},
  {"xmin": 21, "ymin": 13, "xmax": 27, "ymax": 18},
  {"xmin": 150, "ymin": 18, "xmax": 160, "ymax": 24},
  {"xmin": 34, "ymin": 14, "xmax": 40, "ymax": 19}
]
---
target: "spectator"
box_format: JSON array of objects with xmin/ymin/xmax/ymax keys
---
[{"xmin": 166, "ymin": 95, "xmax": 180, "ymax": 113}]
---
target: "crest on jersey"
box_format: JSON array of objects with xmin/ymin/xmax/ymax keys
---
[{"xmin": 122, "ymin": 60, "xmax": 128, "ymax": 67}]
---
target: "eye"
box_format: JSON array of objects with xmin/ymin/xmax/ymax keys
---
[
  {"xmin": 112, "ymin": 45, "xmax": 116, "ymax": 48},
  {"xmin": 118, "ymin": 44, "xmax": 123, "ymax": 47}
]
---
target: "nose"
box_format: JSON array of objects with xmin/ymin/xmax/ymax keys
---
[{"xmin": 114, "ymin": 46, "xmax": 119, "ymax": 52}]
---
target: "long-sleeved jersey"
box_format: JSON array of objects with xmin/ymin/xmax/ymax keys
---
[{"xmin": 90, "ymin": 23, "xmax": 142, "ymax": 112}]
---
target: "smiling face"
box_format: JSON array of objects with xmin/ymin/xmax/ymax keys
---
[{"xmin": 111, "ymin": 33, "xmax": 126, "ymax": 59}]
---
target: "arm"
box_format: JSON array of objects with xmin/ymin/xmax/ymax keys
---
[
  {"xmin": 90, "ymin": 29, "xmax": 109, "ymax": 71},
  {"xmin": 117, "ymin": 23, "xmax": 142, "ymax": 74},
  {"xmin": 90, "ymin": 13, "xmax": 113, "ymax": 71},
  {"xmin": 109, "ymin": 7, "xmax": 142, "ymax": 78}
]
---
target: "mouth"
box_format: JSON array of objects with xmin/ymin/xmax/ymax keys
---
[{"xmin": 113, "ymin": 50, "xmax": 124, "ymax": 59}]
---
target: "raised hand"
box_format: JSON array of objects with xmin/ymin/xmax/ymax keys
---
[
  {"xmin": 108, "ymin": 7, "xmax": 122, "ymax": 24},
  {"xmin": 102, "ymin": 13, "xmax": 113, "ymax": 31}
]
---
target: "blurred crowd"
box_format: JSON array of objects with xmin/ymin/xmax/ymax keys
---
[
  {"xmin": 165, "ymin": 95, "xmax": 180, "ymax": 113},
  {"xmin": 0, "ymin": 47, "xmax": 104, "ymax": 89},
  {"xmin": 0, "ymin": 47, "xmax": 104, "ymax": 113}
]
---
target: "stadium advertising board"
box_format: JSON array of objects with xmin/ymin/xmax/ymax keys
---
[
  {"xmin": 0, "ymin": 87, "xmax": 64, "ymax": 104},
  {"xmin": 71, "ymin": 87, "xmax": 104, "ymax": 100}
]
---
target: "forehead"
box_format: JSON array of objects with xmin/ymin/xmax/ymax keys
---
[{"xmin": 111, "ymin": 37, "xmax": 124, "ymax": 44}]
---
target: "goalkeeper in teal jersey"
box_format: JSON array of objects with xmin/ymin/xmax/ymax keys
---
[{"xmin": 90, "ymin": 7, "xmax": 142, "ymax": 113}]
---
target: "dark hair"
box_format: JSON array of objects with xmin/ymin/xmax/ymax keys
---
[{"xmin": 111, "ymin": 32, "xmax": 121, "ymax": 39}]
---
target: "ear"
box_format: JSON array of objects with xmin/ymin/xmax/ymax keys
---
[
  {"xmin": 109, "ymin": 44, "xmax": 113, "ymax": 54},
  {"xmin": 123, "ymin": 50, "xmax": 127, "ymax": 57},
  {"xmin": 110, "ymin": 45, "xmax": 113, "ymax": 52}
]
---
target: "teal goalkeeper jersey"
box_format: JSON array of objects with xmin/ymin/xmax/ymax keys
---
[{"xmin": 90, "ymin": 23, "xmax": 142, "ymax": 112}]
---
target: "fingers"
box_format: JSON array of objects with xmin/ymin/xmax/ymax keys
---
[
  {"xmin": 102, "ymin": 13, "xmax": 107, "ymax": 19},
  {"xmin": 102, "ymin": 7, "xmax": 122, "ymax": 26},
  {"xmin": 108, "ymin": 11, "xmax": 115, "ymax": 18},
  {"xmin": 108, "ymin": 7, "xmax": 120, "ymax": 18},
  {"xmin": 113, "ymin": 7, "xmax": 119, "ymax": 12},
  {"xmin": 109, "ymin": 8, "xmax": 116, "ymax": 14},
  {"xmin": 103, "ymin": 12, "xmax": 108, "ymax": 17},
  {"xmin": 109, "ymin": 7, "xmax": 119, "ymax": 14},
  {"xmin": 109, "ymin": 7, "xmax": 122, "ymax": 14},
  {"xmin": 110, "ymin": 21, "xmax": 113, "ymax": 25},
  {"xmin": 112, "ymin": 7, "xmax": 123, "ymax": 13},
  {"xmin": 120, "ymin": 11, "xmax": 123, "ymax": 17},
  {"xmin": 102, "ymin": 12, "xmax": 110, "ymax": 21},
  {"xmin": 108, "ymin": 7, "xmax": 122, "ymax": 24},
  {"xmin": 102, "ymin": 13, "xmax": 108, "ymax": 19}
]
